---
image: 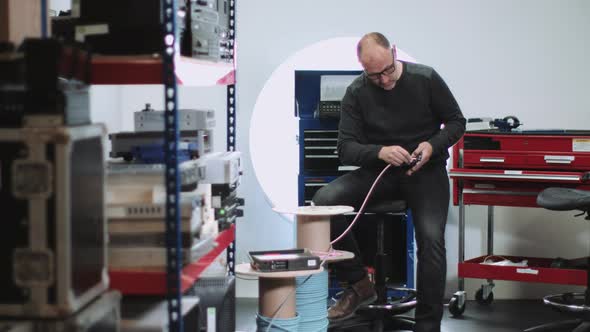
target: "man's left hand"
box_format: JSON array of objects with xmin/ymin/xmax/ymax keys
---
[{"xmin": 406, "ymin": 142, "xmax": 433, "ymax": 176}]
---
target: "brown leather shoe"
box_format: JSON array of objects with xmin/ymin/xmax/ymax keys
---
[{"xmin": 328, "ymin": 276, "xmax": 377, "ymax": 321}]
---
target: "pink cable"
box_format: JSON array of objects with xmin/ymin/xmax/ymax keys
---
[
  {"xmin": 312, "ymin": 250, "xmax": 343, "ymax": 260},
  {"xmin": 330, "ymin": 164, "xmax": 392, "ymax": 245}
]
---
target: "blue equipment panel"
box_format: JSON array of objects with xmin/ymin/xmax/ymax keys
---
[{"xmin": 132, "ymin": 142, "xmax": 198, "ymax": 164}]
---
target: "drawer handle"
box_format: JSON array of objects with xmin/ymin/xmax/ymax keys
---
[
  {"xmin": 544, "ymin": 155, "xmax": 575, "ymax": 164},
  {"xmin": 479, "ymin": 157, "xmax": 505, "ymax": 163},
  {"xmin": 338, "ymin": 166, "xmax": 360, "ymax": 171},
  {"xmin": 517, "ymin": 268, "xmax": 539, "ymax": 275},
  {"xmin": 450, "ymin": 171, "xmax": 581, "ymax": 182},
  {"xmin": 463, "ymin": 189, "xmax": 538, "ymax": 196},
  {"xmin": 305, "ymin": 155, "xmax": 338, "ymax": 159}
]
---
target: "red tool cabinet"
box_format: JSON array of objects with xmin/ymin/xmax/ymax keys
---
[{"xmin": 447, "ymin": 129, "xmax": 590, "ymax": 315}]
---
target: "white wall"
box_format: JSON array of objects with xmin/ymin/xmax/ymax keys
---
[{"xmin": 235, "ymin": 0, "xmax": 590, "ymax": 299}]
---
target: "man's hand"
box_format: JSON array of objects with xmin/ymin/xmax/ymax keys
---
[
  {"xmin": 378, "ymin": 145, "xmax": 412, "ymax": 166},
  {"xmin": 407, "ymin": 141, "xmax": 433, "ymax": 176}
]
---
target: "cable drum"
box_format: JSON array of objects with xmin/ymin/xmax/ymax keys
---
[
  {"xmin": 296, "ymin": 270, "xmax": 329, "ymax": 332},
  {"xmin": 256, "ymin": 313, "xmax": 300, "ymax": 332}
]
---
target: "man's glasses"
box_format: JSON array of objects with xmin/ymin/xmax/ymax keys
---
[{"xmin": 365, "ymin": 49, "xmax": 396, "ymax": 81}]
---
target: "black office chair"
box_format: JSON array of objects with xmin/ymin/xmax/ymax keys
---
[
  {"xmin": 525, "ymin": 187, "xmax": 590, "ymax": 332},
  {"xmin": 330, "ymin": 200, "xmax": 417, "ymax": 332}
]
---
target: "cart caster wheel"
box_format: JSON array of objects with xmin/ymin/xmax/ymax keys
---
[
  {"xmin": 449, "ymin": 294, "xmax": 466, "ymax": 317},
  {"xmin": 475, "ymin": 288, "xmax": 494, "ymax": 305}
]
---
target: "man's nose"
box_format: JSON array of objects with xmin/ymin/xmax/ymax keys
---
[{"xmin": 380, "ymin": 74, "xmax": 391, "ymax": 84}]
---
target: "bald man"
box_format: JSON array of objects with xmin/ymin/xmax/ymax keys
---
[{"xmin": 313, "ymin": 32, "xmax": 465, "ymax": 332}]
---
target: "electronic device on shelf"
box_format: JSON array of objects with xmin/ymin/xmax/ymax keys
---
[
  {"xmin": 132, "ymin": 142, "xmax": 199, "ymax": 164},
  {"xmin": 179, "ymin": 0, "xmax": 232, "ymax": 62},
  {"xmin": 108, "ymin": 237, "xmax": 216, "ymax": 270},
  {"xmin": 107, "ymin": 159, "xmax": 202, "ymax": 190},
  {"xmin": 109, "ymin": 130, "xmax": 212, "ymax": 162},
  {"xmin": 134, "ymin": 103, "xmax": 216, "ymax": 132},
  {"xmin": 197, "ymin": 151, "xmax": 241, "ymax": 185}
]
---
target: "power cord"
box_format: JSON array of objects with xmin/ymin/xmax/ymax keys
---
[{"xmin": 331, "ymin": 164, "xmax": 392, "ymax": 245}]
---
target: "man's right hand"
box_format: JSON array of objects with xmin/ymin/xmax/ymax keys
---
[{"xmin": 378, "ymin": 145, "xmax": 412, "ymax": 166}]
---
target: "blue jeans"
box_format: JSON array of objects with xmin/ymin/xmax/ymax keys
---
[{"xmin": 312, "ymin": 163, "xmax": 449, "ymax": 332}]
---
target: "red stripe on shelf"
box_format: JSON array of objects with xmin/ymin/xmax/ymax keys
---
[{"xmin": 91, "ymin": 56, "xmax": 163, "ymax": 85}]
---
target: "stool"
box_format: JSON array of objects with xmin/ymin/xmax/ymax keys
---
[
  {"xmin": 525, "ymin": 188, "xmax": 590, "ymax": 332},
  {"xmin": 332, "ymin": 200, "xmax": 417, "ymax": 332}
]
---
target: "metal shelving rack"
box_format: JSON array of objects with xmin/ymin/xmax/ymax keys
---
[
  {"xmin": 161, "ymin": 0, "xmax": 183, "ymax": 330},
  {"xmin": 226, "ymin": 0, "xmax": 237, "ymax": 277},
  {"xmin": 161, "ymin": 1, "xmax": 238, "ymax": 331},
  {"xmin": 48, "ymin": 1, "xmax": 238, "ymax": 329},
  {"xmin": 9, "ymin": 0, "xmax": 238, "ymax": 330}
]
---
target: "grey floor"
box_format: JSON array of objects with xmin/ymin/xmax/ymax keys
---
[{"xmin": 235, "ymin": 298, "xmax": 577, "ymax": 332}]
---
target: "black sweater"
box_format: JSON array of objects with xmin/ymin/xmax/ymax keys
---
[{"xmin": 338, "ymin": 61, "xmax": 466, "ymax": 168}]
